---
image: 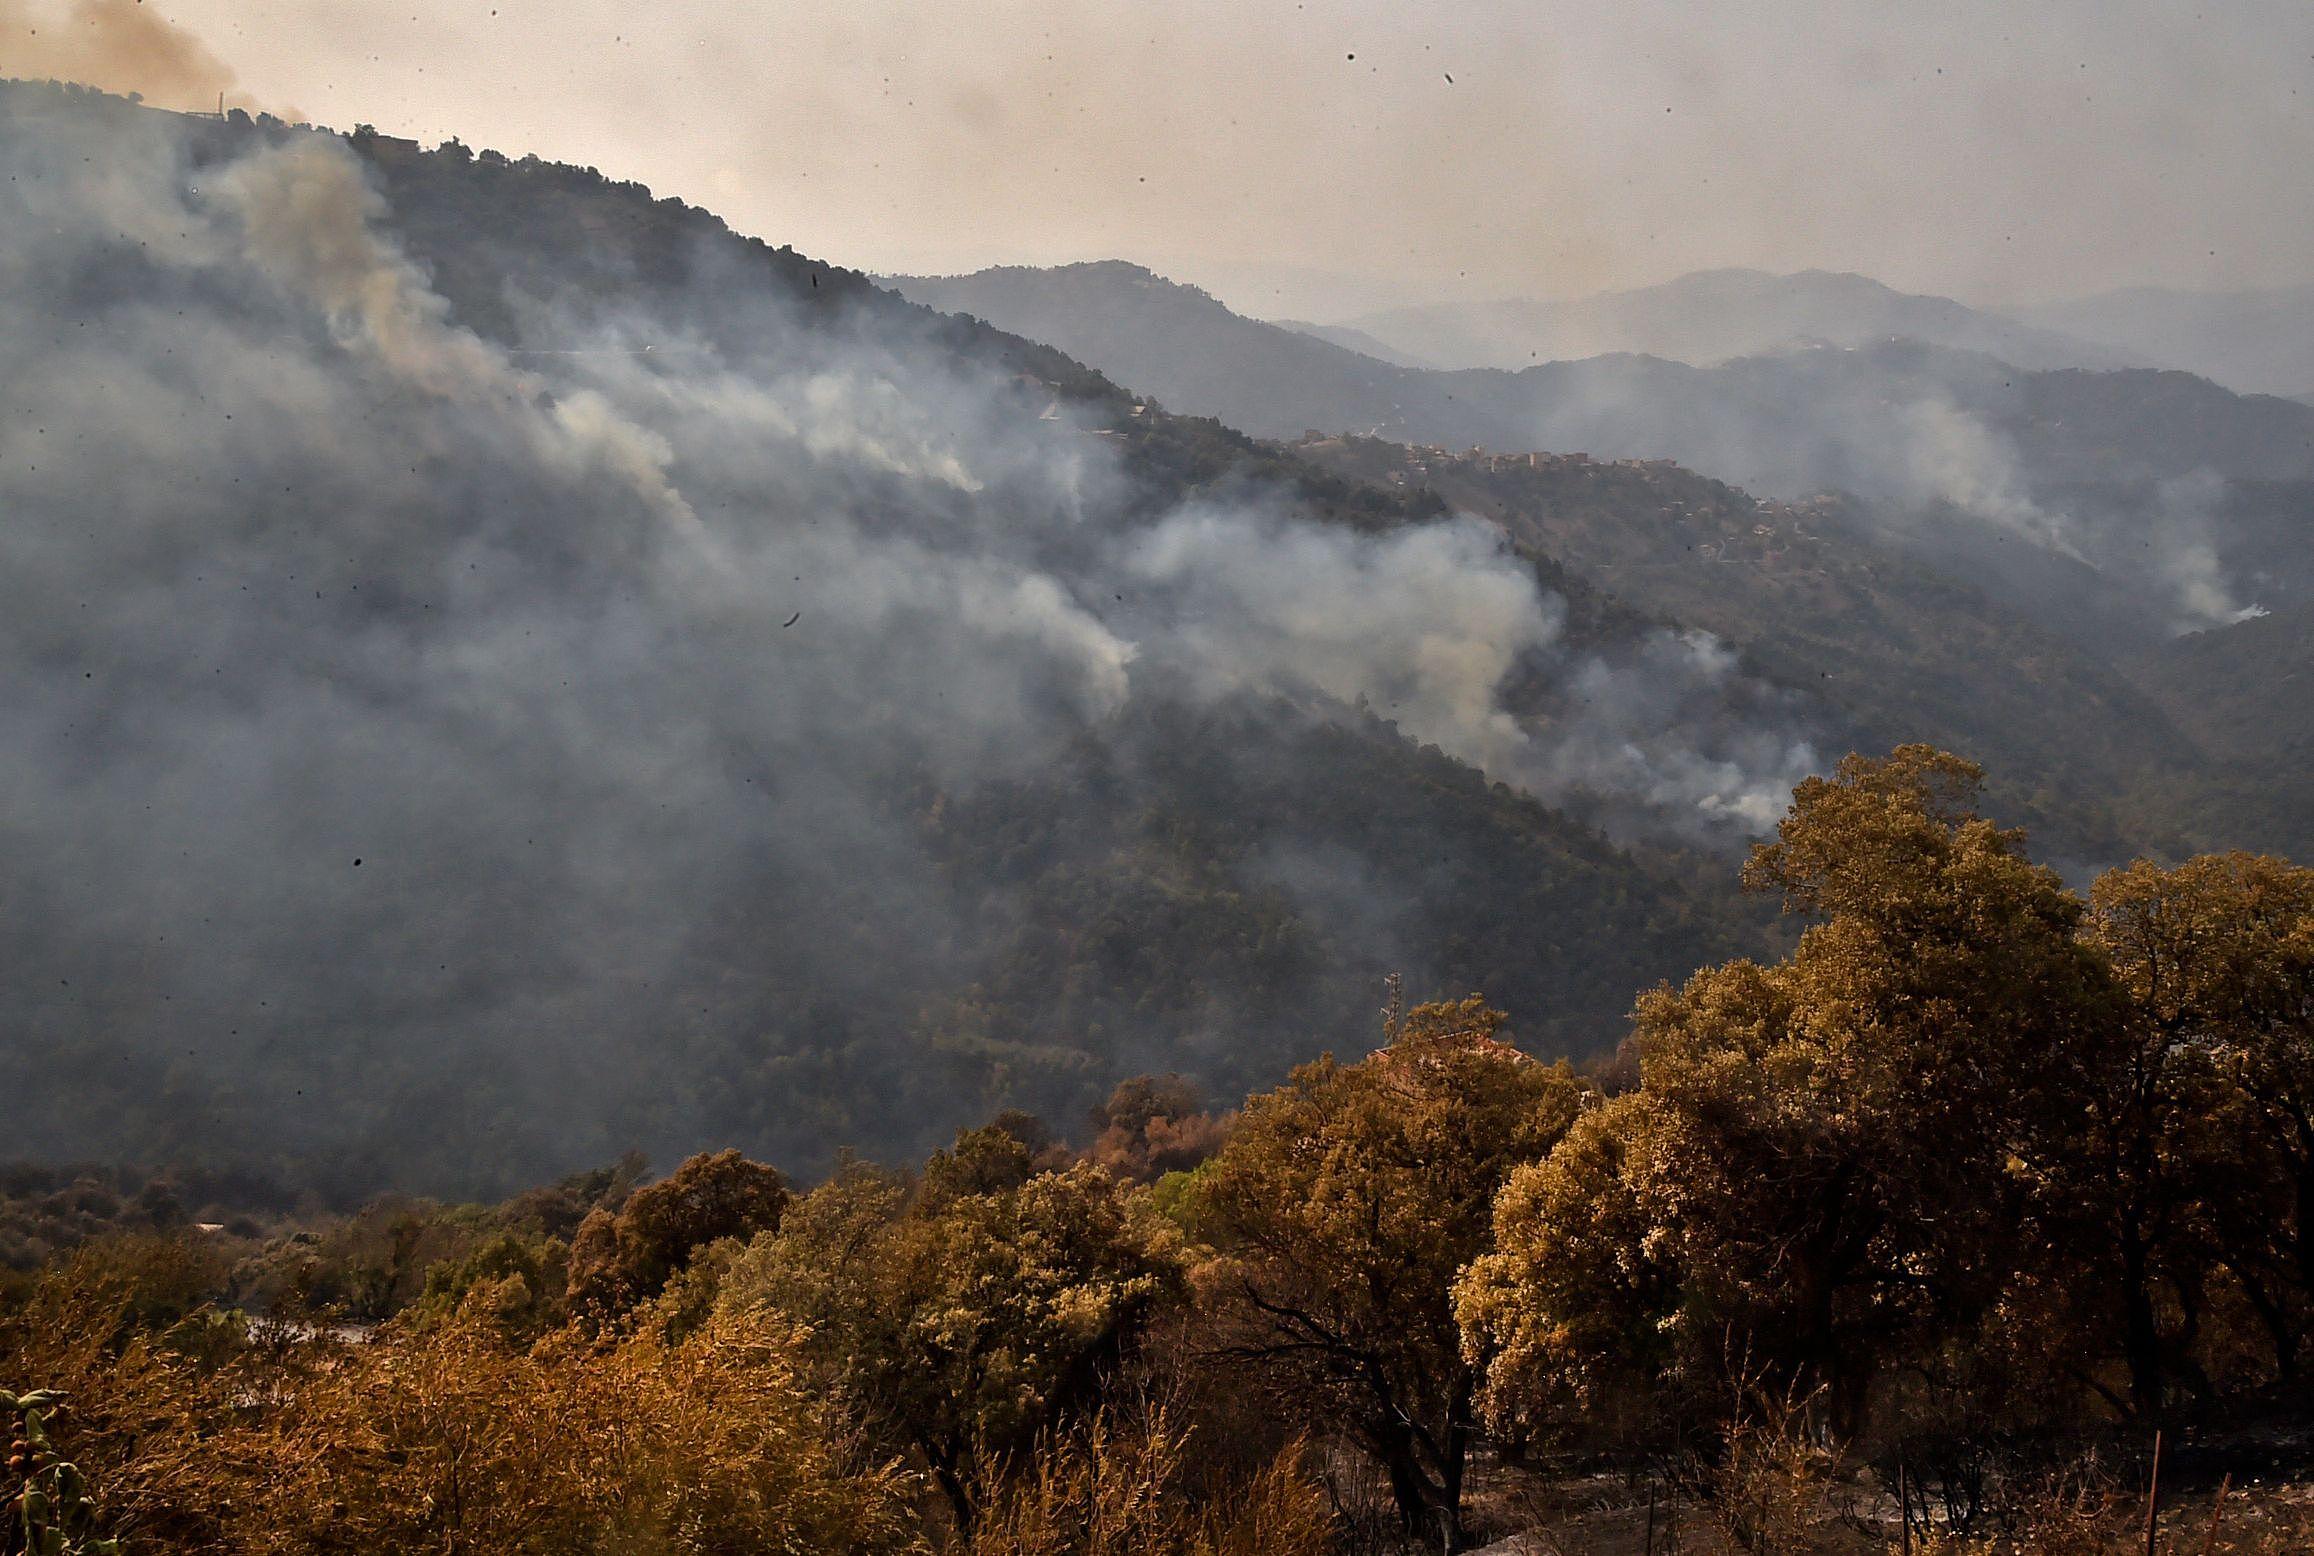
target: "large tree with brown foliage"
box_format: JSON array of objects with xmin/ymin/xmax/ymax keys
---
[
  {"xmin": 1460, "ymin": 748, "xmax": 2314, "ymax": 1450},
  {"xmin": 1184, "ymin": 991, "xmax": 1582, "ymax": 1550},
  {"xmin": 1462, "ymin": 748, "xmax": 2115, "ymax": 1432},
  {"xmin": 565, "ymin": 1148, "xmax": 789, "ymax": 1327},
  {"xmin": 719, "ymin": 1126, "xmax": 1183, "ymax": 1535},
  {"xmin": 2075, "ymin": 854, "xmax": 2314, "ymax": 1405}
]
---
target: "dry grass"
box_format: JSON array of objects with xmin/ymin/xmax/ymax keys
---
[
  {"xmin": 969, "ymin": 1407, "xmax": 1335, "ymax": 1556},
  {"xmin": 2, "ymin": 1246, "xmax": 921, "ymax": 1554}
]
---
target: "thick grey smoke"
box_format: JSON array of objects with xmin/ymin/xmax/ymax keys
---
[
  {"xmin": 0, "ymin": 96, "xmax": 1811, "ymax": 1188},
  {"xmin": 1120, "ymin": 508, "xmax": 1813, "ymax": 829}
]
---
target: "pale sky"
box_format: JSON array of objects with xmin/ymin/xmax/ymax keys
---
[{"xmin": 7, "ymin": 0, "xmax": 2312, "ymax": 317}]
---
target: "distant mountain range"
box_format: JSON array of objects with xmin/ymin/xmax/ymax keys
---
[
  {"xmin": 2010, "ymin": 284, "xmax": 2314, "ymax": 400},
  {"xmin": 1338, "ymin": 267, "xmax": 2143, "ymax": 373},
  {"xmin": 1311, "ymin": 269, "xmax": 2314, "ymax": 403},
  {"xmin": 883, "ymin": 260, "xmax": 2314, "ymax": 504},
  {"xmin": 1271, "ymin": 319, "xmax": 1441, "ymax": 369},
  {"xmin": 888, "ymin": 256, "xmax": 2314, "ymax": 852}
]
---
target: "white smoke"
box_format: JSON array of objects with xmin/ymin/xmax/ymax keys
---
[
  {"xmin": 1120, "ymin": 506, "xmax": 1814, "ymax": 834},
  {"xmin": 1122, "ymin": 508, "xmax": 1556, "ymax": 779},
  {"xmin": 3, "ymin": 118, "xmax": 1824, "ymax": 837},
  {"xmin": 1885, "ymin": 400, "xmax": 2266, "ymax": 638},
  {"xmin": 0, "ymin": 110, "xmax": 1827, "ymax": 843},
  {"xmin": 1545, "ymin": 629, "xmax": 1819, "ymax": 834},
  {"xmin": 1893, "ymin": 395, "xmax": 2082, "ymax": 559},
  {"xmin": 2152, "ymin": 471, "xmax": 2267, "ymax": 633}
]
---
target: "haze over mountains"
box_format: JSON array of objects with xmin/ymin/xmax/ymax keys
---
[
  {"xmin": 1338, "ymin": 267, "xmax": 2143, "ymax": 374},
  {"xmin": 1330, "ymin": 269, "xmax": 2314, "ymax": 402},
  {"xmin": 6, "ymin": 78, "xmax": 2312, "ymax": 1202},
  {"xmin": 1, "ymin": 83, "xmax": 1812, "ymax": 1195},
  {"xmin": 888, "ymin": 257, "xmax": 2314, "ymax": 858},
  {"xmin": 888, "ymin": 260, "xmax": 2314, "ymax": 640},
  {"xmin": 2013, "ymin": 284, "xmax": 2314, "ymax": 400}
]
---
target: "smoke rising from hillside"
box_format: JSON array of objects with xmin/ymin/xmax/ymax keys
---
[
  {"xmin": 1121, "ymin": 510, "xmax": 1812, "ymax": 829},
  {"xmin": 0, "ymin": 99, "xmax": 1809, "ymax": 1188},
  {"xmin": 2148, "ymin": 472, "xmax": 2267, "ymax": 632},
  {"xmin": 1496, "ymin": 348, "xmax": 2282, "ymax": 641},
  {"xmin": 1891, "ymin": 396, "xmax": 2079, "ymax": 560},
  {"xmin": 1877, "ymin": 403, "xmax": 2269, "ymax": 632}
]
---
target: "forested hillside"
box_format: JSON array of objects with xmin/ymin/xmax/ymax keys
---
[
  {"xmin": 8, "ymin": 82, "xmax": 2308, "ymax": 1199},
  {"xmin": 0, "ymin": 82, "xmax": 1790, "ymax": 1198},
  {"xmin": 888, "ymin": 260, "xmax": 2314, "ymax": 862},
  {"xmin": 7, "ymin": 0, "xmax": 2314, "ymax": 1546},
  {"xmin": 1289, "ymin": 437, "xmax": 2314, "ymax": 863}
]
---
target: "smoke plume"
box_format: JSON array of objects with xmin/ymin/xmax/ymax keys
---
[
  {"xmin": 0, "ymin": 0, "xmax": 237, "ymax": 111},
  {"xmin": 0, "ymin": 93, "xmax": 1805, "ymax": 1190}
]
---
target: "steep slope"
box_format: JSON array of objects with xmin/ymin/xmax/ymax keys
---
[
  {"xmin": 0, "ymin": 84, "xmax": 1786, "ymax": 1198},
  {"xmin": 2134, "ymin": 604, "xmax": 2314, "ymax": 767},
  {"xmin": 1349, "ymin": 268, "xmax": 2140, "ymax": 373}
]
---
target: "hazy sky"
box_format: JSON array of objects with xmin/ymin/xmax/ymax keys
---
[{"xmin": 6, "ymin": 0, "xmax": 2311, "ymax": 316}]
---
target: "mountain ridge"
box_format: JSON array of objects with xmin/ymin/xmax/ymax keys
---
[
  {"xmin": 1343, "ymin": 265, "xmax": 2143, "ymax": 373},
  {"xmin": 2011, "ymin": 282, "xmax": 2314, "ymax": 398},
  {"xmin": 883, "ymin": 256, "xmax": 2314, "ymax": 860}
]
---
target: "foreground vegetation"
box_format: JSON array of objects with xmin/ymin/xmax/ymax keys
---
[{"xmin": 8, "ymin": 747, "xmax": 2314, "ymax": 1553}]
